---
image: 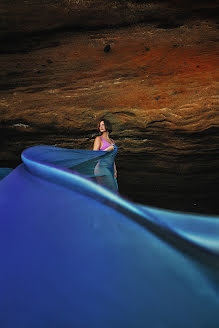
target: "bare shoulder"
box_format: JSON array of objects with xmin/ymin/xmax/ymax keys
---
[
  {"xmin": 93, "ymin": 136, "xmax": 102, "ymax": 150},
  {"xmin": 94, "ymin": 136, "xmax": 101, "ymax": 143}
]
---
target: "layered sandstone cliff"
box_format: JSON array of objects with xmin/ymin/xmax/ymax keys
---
[{"xmin": 0, "ymin": 0, "xmax": 218, "ymax": 213}]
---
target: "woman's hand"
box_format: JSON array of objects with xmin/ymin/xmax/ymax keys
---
[{"xmin": 104, "ymin": 144, "xmax": 115, "ymax": 151}]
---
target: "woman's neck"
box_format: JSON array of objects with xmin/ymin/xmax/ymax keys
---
[{"xmin": 102, "ymin": 131, "xmax": 109, "ymax": 139}]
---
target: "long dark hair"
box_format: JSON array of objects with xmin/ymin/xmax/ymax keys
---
[{"xmin": 98, "ymin": 118, "xmax": 112, "ymax": 133}]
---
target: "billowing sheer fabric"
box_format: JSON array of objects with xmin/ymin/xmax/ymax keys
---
[
  {"xmin": 23, "ymin": 145, "xmax": 118, "ymax": 192},
  {"xmin": 0, "ymin": 167, "xmax": 12, "ymax": 181},
  {"xmin": 0, "ymin": 145, "xmax": 218, "ymax": 328}
]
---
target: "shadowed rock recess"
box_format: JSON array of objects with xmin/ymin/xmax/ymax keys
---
[{"xmin": 0, "ymin": 0, "xmax": 219, "ymax": 213}]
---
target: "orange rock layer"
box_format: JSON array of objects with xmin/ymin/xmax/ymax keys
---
[
  {"xmin": 0, "ymin": 22, "xmax": 218, "ymax": 144},
  {"xmin": 1, "ymin": 23, "xmax": 218, "ymax": 137}
]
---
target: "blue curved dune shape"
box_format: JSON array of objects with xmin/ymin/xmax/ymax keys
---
[{"xmin": 0, "ymin": 145, "xmax": 219, "ymax": 328}]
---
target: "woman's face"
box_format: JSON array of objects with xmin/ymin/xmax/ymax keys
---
[{"xmin": 99, "ymin": 121, "xmax": 106, "ymax": 133}]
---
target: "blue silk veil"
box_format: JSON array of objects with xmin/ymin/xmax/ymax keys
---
[{"xmin": 0, "ymin": 145, "xmax": 219, "ymax": 328}]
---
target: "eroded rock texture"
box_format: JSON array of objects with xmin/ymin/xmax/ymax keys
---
[{"xmin": 0, "ymin": 0, "xmax": 218, "ymax": 213}]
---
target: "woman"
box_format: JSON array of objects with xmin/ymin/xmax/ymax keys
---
[{"xmin": 93, "ymin": 118, "xmax": 118, "ymax": 190}]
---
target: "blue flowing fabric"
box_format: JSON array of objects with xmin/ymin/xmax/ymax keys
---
[
  {"xmin": 0, "ymin": 145, "xmax": 219, "ymax": 328},
  {"xmin": 0, "ymin": 167, "xmax": 13, "ymax": 181}
]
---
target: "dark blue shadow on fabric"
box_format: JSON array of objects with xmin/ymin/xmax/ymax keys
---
[{"xmin": 0, "ymin": 145, "xmax": 219, "ymax": 328}]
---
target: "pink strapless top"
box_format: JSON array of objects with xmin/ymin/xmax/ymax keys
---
[{"xmin": 100, "ymin": 137, "xmax": 113, "ymax": 151}]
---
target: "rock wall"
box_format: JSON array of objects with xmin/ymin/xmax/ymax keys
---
[
  {"xmin": 2, "ymin": 0, "xmax": 218, "ymax": 39},
  {"xmin": 0, "ymin": 0, "xmax": 218, "ymax": 213},
  {"xmin": 1, "ymin": 20, "xmax": 218, "ymax": 141}
]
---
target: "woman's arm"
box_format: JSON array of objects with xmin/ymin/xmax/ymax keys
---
[{"xmin": 93, "ymin": 137, "xmax": 101, "ymax": 150}]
